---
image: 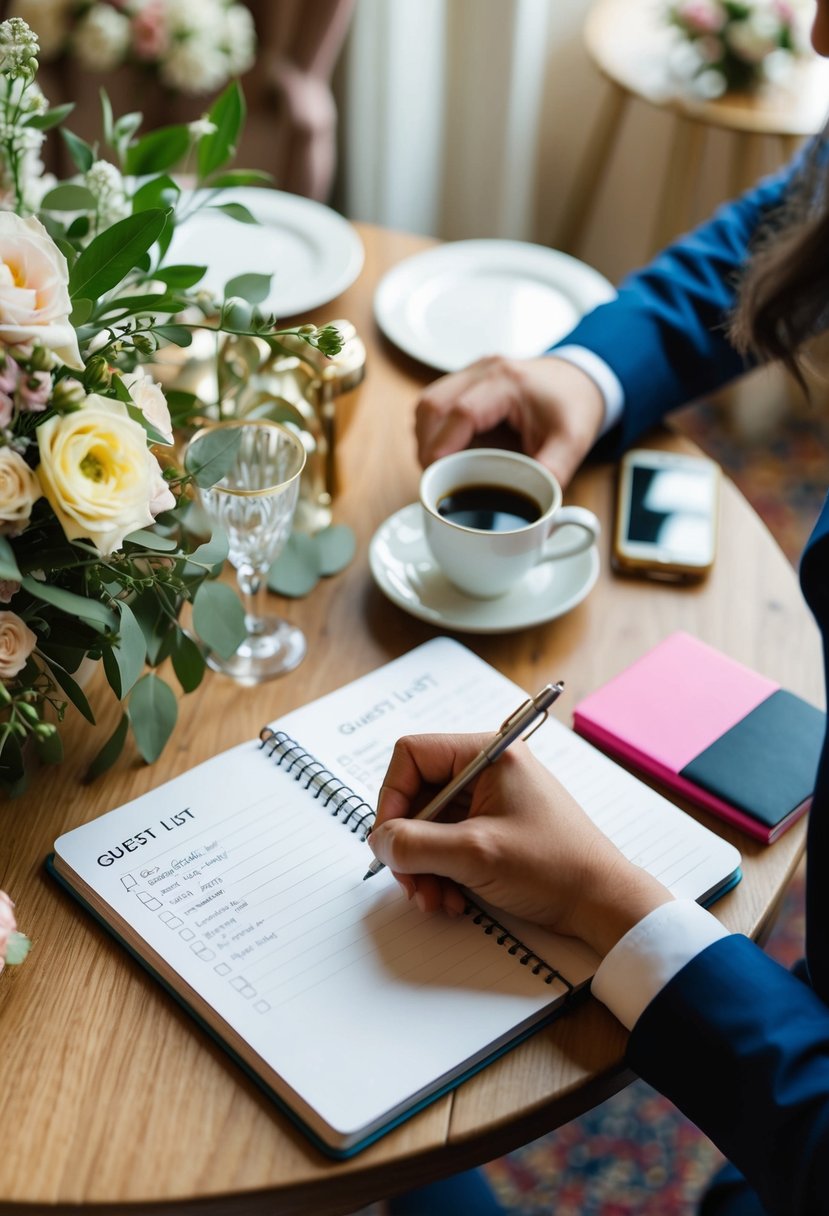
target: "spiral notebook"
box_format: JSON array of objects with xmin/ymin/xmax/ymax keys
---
[{"xmin": 48, "ymin": 638, "xmax": 741, "ymax": 1158}]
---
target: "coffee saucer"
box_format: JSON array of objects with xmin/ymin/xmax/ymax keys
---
[{"xmin": 368, "ymin": 503, "xmax": 600, "ymax": 634}]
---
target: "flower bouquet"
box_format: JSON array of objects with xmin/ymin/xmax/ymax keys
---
[
  {"xmin": 0, "ymin": 16, "xmax": 341, "ymax": 795},
  {"xmin": 666, "ymin": 0, "xmax": 810, "ymax": 97},
  {"xmin": 12, "ymin": 0, "xmax": 256, "ymax": 96}
]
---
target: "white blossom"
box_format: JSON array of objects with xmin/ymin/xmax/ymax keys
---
[
  {"xmin": 223, "ymin": 4, "xmax": 255, "ymax": 75},
  {"xmin": 160, "ymin": 37, "xmax": 229, "ymax": 94},
  {"xmin": 72, "ymin": 4, "xmax": 130, "ymax": 71}
]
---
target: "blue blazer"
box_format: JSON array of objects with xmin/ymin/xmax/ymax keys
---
[{"xmin": 559, "ymin": 149, "xmax": 829, "ymax": 1215}]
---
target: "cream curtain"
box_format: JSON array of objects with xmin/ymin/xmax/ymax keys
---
[{"xmin": 335, "ymin": 0, "xmax": 772, "ymax": 284}]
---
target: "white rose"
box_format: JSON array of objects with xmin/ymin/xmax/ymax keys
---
[
  {"xmin": 0, "ymin": 212, "xmax": 82, "ymax": 369},
  {"xmin": 0, "ymin": 609, "xmax": 36, "ymax": 679},
  {"xmin": 0, "ymin": 446, "xmax": 41, "ymax": 534},
  {"xmin": 36, "ymin": 394, "xmax": 161, "ymax": 556},
  {"xmin": 72, "ymin": 4, "xmax": 131, "ymax": 70},
  {"xmin": 122, "ymin": 367, "xmax": 174, "ymax": 444}
]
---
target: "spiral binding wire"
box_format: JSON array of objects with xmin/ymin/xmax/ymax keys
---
[
  {"xmin": 463, "ymin": 900, "xmax": 574, "ymax": 990},
  {"xmin": 259, "ymin": 727, "xmax": 569, "ymax": 991},
  {"xmin": 259, "ymin": 728, "xmax": 375, "ymax": 837}
]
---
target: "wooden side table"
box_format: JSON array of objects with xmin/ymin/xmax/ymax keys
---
[{"xmin": 559, "ymin": 0, "xmax": 829, "ymax": 255}]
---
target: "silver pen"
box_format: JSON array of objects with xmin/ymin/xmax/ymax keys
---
[{"xmin": 362, "ymin": 681, "xmax": 564, "ymax": 881}]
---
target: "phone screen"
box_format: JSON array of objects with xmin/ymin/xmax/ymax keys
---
[{"xmin": 626, "ymin": 463, "xmax": 716, "ymax": 560}]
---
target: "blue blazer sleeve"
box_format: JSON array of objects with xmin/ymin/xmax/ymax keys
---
[
  {"xmin": 554, "ymin": 153, "xmax": 807, "ymax": 453},
  {"xmin": 627, "ymin": 933, "xmax": 829, "ymax": 1216}
]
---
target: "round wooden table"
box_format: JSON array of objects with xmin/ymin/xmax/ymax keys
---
[
  {"xmin": 559, "ymin": 0, "xmax": 829, "ymax": 255},
  {"xmin": 0, "ymin": 222, "xmax": 822, "ymax": 1215}
]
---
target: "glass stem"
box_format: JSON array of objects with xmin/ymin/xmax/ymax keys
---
[{"xmin": 236, "ymin": 563, "xmax": 268, "ymax": 635}]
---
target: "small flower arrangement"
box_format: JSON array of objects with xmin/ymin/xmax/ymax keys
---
[
  {"xmin": 0, "ymin": 17, "xmax": 341, "ymax": 794},
  {"xmin": 0, "ymin": 889, "xmax": 29, "ymax": 972},
  {"xmin": 667, "ymin": 0, "xmax": 810, "ymax": 97},
  {"xmin": 12, "ymin": 0, "xmax": 256, "ymax": 96}
]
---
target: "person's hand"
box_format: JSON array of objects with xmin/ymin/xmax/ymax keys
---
[
  {"xmin": 414, "ymin": 355, "xmax": 606, "ymax": 489},
  {"xmin": 369, "ymin": 733, "xmax": 673, "ymax": 957}
]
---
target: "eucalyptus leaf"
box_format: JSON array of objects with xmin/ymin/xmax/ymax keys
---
[
  {"xmin": 188, "ymin": 528, "xmax": 229, "ymax": 567},
  {"xmin": 171, "ymin": 631, "xmax": 206, "ymax": 694},
  {"xmin": 221, "ymin": 297, "xmax": 253, "ymax": 332},
  {"xmin": 69, "ymin": 208, "xmax": 170, "ymax": 301},
  {"xmin": 197, "ymin": 81, "xmax": 245, "ymax": 180},
  {"xmin": 110, "ymin": 602, "xmax": 147, "ymax": 698},
  {"xmin": 315, "ymin": 525, "xmax": 357, "ymax": 576},
  {"xmin": 100, "ymin": 89, "xmax": 113, "ymax": 144},
  {"xmin": 85, "ymin": 713, "xmax": 129, "ymax": 781},
  {"xmin": 124, "ymin": 529, "xmax": 179, "ymax": 552},
  {"xmin": 41, "ymin": 183, "xmax": 96, "ymax": 211},
  {"xmin": 224, "ymin": 272, "xmax": 271, "ymax": 305},
  {"xmin": 185, "ymin": 427, "xmax": 241, "ymax": 488},
  {"xmin": 112, "ymin": 110, "xmax": 142, "ymax": 153},
  {"xmin": 267, "ymin": 533, "xmax": 320, "ymax": 598},
  {"xmin": 192, "ymin": 581, "xmax": 245, "ymax": 659},
  {"xmin": 210, "ymin": 201, "xmax": 257, "ymax": 225},
  {"xmin": 0, "ymin": 536, "xmax": 21, "ymax": 581},
  {"xmin": 21, "ymin": 576, "xmax": 117, "ymax": 630},
  {"xmin": 153, "ymin": 324, "xmax": 193, "ymax": 346},
  {"xmin": 129, "ymin": 674, "xmax": 178, "ymax": 764},
  {"xmin": 48, "ymin": 662, "xmax": 96, "ymax": 724}
]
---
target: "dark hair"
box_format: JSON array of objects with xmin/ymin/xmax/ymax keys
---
[{"xmin": 729, "ymin": 131, "xmax": 829, "ymax": 388}]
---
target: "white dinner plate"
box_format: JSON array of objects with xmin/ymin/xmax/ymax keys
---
[
  {"xmin": 166, "ymin": 187, "xmax": 365, "ymax": 317},
  {"xmin": 373, "ymin": 239, "xmax": 616, "ymax": 372},
  {"xmin": 369, "ymin": 503, "xmax": 600, "ymax": 634}
]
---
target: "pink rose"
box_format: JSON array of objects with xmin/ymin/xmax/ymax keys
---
[
  {"xmin": 16, "ymin": 370, "xmax": 52, "ymax": 413},
  {"xmin": 676, "ymin": 0, "xmax": 726, "ymax": 34},
  {"xmin": 0, "ymin": 578, "xmax": 20, "ymax": 602},
  {"xmin": 0, "ymin": 392, "xmax": 13, "ymax": 427},
  {"xmin": 131, "ymin": 1, "xmax": 169, "ymax": 60},
  {"xmin": 0, "ymin": 890, "xmax": 16, "ymax": 975},
  {"xmin": 0, "ymin": 213, "xmax": 83, "ymax": 370},
  {"xmin": 0, "ymin": 355, "xmax": 19, "ymax": 396},
  {"xmin": 0, "ymin": 610, "xmax": 37, "ymax": 678}
]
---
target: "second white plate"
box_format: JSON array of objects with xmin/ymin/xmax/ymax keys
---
[
  {"xmin": 374, "ymin": 239, "xmax": 616, "ymax": 372},
  {"xmin": 167, "ymin": 187, "xmax": 365, "ymax": 318}
]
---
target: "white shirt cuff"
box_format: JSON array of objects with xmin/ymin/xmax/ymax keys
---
[
  {"xmin": 591, "ymin": 899, "xmax": 731, "ymax": 1030},
  {"xmin": 550, "ymin": 345, "xmax": 625, "ymax": 437}
]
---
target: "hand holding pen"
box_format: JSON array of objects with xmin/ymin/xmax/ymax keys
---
[
  {"xmin": 364, "ymin": 684, "xmax": 563, "ymax": 881},
  {"xmin": 364, "ymin": 687, "xmax": 675, "ymax": 958}
]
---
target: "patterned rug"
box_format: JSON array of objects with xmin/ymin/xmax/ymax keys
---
[{"xmin": 354, "ymin": 391, "xmax": 817, "ymax": 1215}]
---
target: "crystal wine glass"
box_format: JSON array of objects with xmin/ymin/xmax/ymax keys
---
[{"xmin": 187, "ymin": 419, "xmax": 307, "ymax": 683}]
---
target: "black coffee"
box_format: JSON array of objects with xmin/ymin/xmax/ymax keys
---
[{"xmin": 437, "ymin": 484, "xmax": 542, "ymax": 532}]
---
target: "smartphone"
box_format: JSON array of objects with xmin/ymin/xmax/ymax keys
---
[{"xmin": 612, "ymin": 448, "xmax": 720, "ymax": 580}]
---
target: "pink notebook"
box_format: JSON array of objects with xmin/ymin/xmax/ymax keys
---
[{"xmin": 572, "ymin": 632, "xmax": 825, "ymax": 843}]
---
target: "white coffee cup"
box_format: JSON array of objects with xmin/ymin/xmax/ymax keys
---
[{"xmin": 420, "ymin": 448, "xmax": 600, "ymax": 599}]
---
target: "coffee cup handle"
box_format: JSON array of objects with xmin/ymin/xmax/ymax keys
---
[{"xmin": 541, "ymin": 506, "xmax": 601, "ymax": 561}]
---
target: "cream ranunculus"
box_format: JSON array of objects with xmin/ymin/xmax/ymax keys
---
[
  {"xmin": 0, "ymin": 211, "xmax": 83, "ymax": 370},
  {"xmin": 0, "ymin": 446, "xmax": 41, "ymax": 534},
  {"xmin": 36, "ymin": 394, "xmax": 167, "ymax": 555},
  {"xmin": 0, "ymin": 609, "xmax": 36, "ymax": 679},
  {"xmin": 122, "ymin": 367, "xmax": 174, "ymax": 443}
]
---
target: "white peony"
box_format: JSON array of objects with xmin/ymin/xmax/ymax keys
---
[
  {"xmin": 72, "ymin": 4, "xmax": 131, "ymax": 71},
  {"xmin": 36, "ymin": 394, "xmax": 170, "ymax": 555},
  {"xmin": 160, "ymin": 37, "xmax": 229, "ymax": 93},
  {"xmin": 223, "ymin": 4, "xmax": 255, "ymax": 74},
  {"xmin": 0, "ymin": 212, "xmax": 82, "ymax": 369}
]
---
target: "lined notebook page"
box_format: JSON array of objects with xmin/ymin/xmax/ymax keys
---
[
  {"xmin": 54, "ymin": 637, "xmax": 739, "ymax": 1150},
  {"xmin": 54, "ymin": 738, "xmax": 572, "ymax": 1149}
]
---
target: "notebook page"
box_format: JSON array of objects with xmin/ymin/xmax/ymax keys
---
[
  {"xmin": 54, "ymin": 738, "xmax": 572, "ymax": 1148},
  {"xmin": 278, "ymin": 636, "xmax": 741, "ymax": 904}
]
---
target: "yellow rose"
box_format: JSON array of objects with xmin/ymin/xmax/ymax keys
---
[
  {"xmin": 36, "ymin": 395, "xmax": 161, "ymax": 556},
  {"xmin": 0, "ymin": 212, "xmax": 83, "ymax": 370},
  {"xmin": 0, "ymin": 610, "xmax": 36, "ymax": 679},
  {"xmin": 0, "ymin": 446, "xmax": 41, "ymax": 534}
]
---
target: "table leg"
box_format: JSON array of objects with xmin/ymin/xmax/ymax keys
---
[
  {"xmin": 650, "ymin": 114, "xmax": 706, "ymax": 253},
  {"xmin": 557, "ymin": 79, "xmax": 629, "ymax": 254}
]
